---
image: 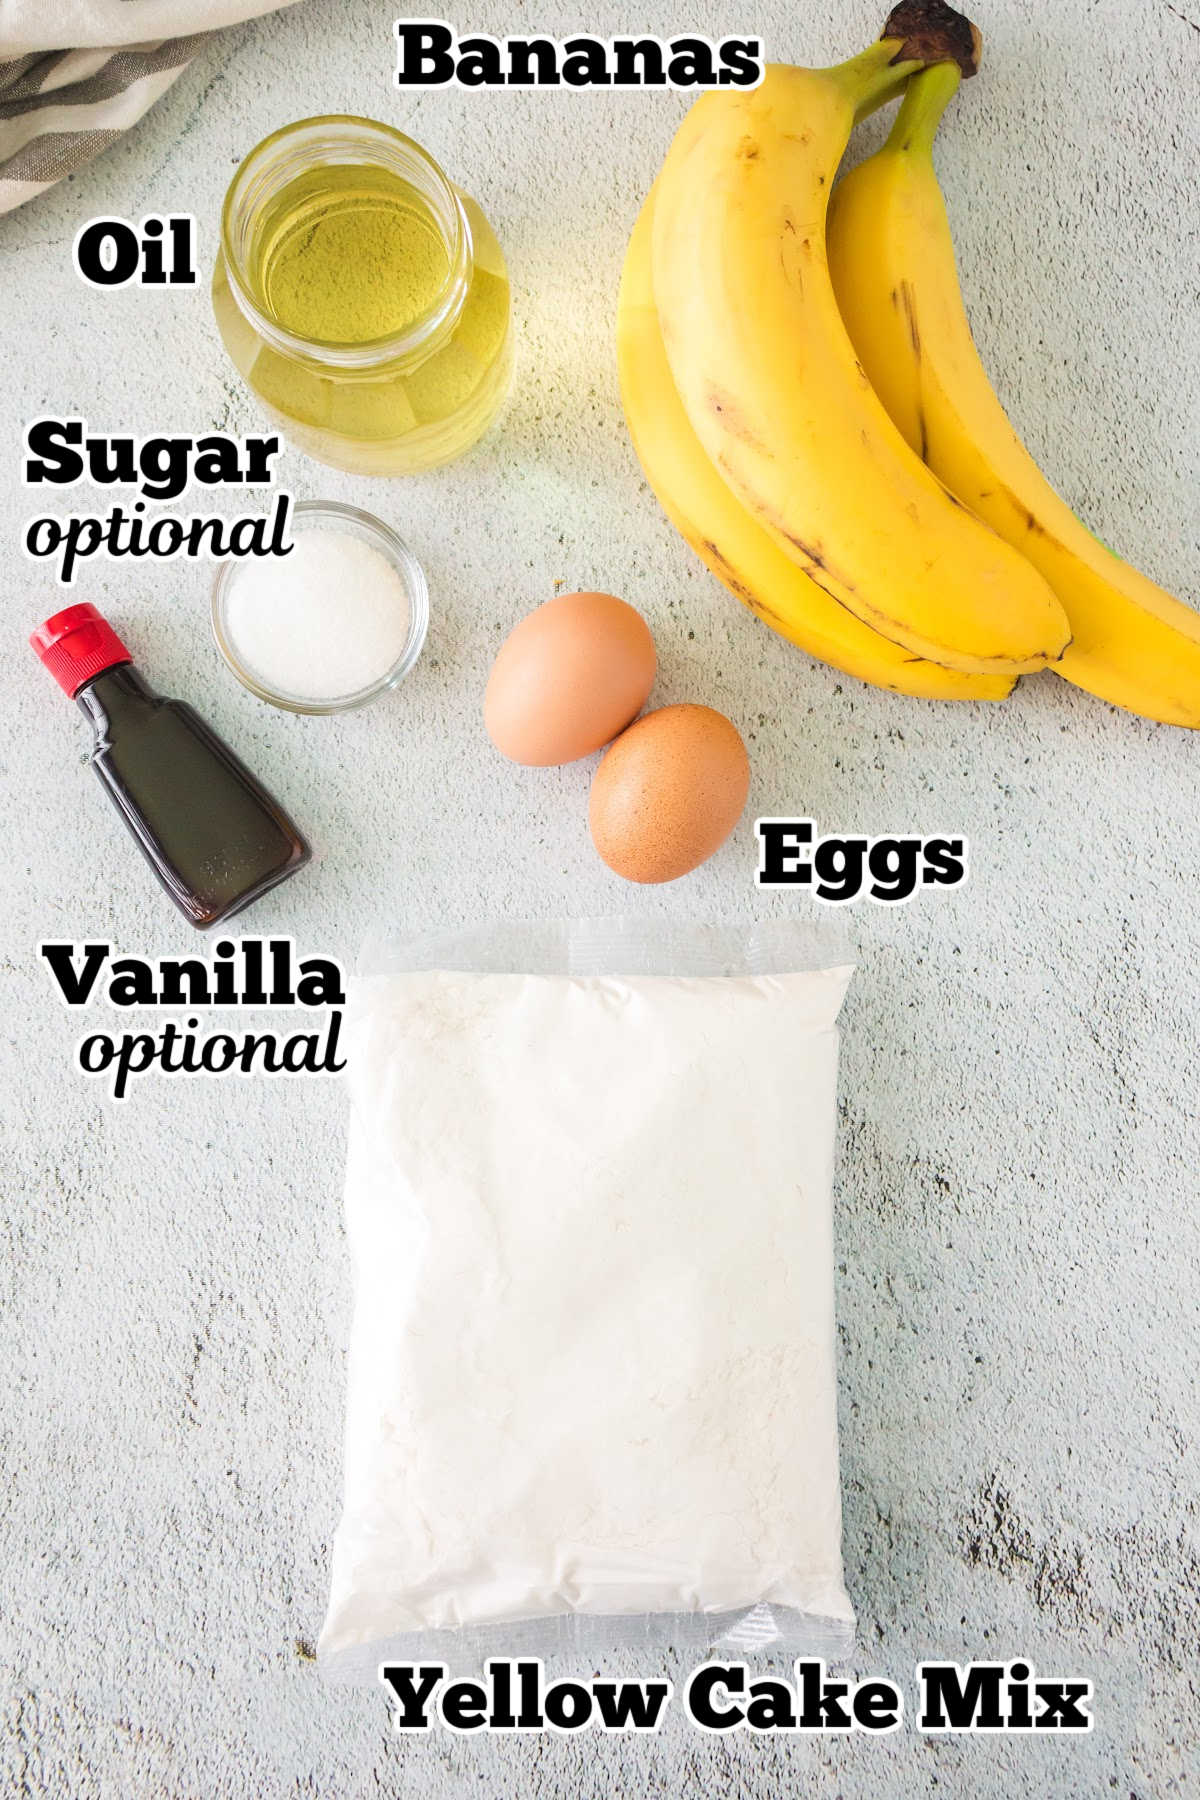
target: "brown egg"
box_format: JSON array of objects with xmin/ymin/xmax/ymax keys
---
[
  {"xmin": 484, "ymin": 591, "xmax": 657, "ymax": 766},
  {"xmin": 589, "ymin": 704, "xmax": 751, "ymax": 883}
]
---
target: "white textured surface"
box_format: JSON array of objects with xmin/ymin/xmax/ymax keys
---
[{"xmin": 1, "ymin": 0, "xmax": 1198, "ymax": 1793}]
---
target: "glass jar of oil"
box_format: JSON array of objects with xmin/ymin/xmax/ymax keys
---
[{"xmin": 212, "ymin": 116, "xmax": 512, "ymax": 475}]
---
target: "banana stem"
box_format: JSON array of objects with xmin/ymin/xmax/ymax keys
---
[
  {"xmin": 824, "ymin": 21, "xmax": 970, "ymax": 128},
  {"xmin": 880, "ymin": 1, "xmax": 981, "ymax": 77},
  {"xmin": 888, "ymin": 60, "xmax": 961, "ymax": 154},
  {"xmin": 823, "ymin": 41, "xmax": 931, "ymax": 125}
]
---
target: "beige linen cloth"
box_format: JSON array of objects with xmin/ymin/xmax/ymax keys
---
[{"xmin": 0, "ymin": 1, "xmax": 303, "ymax": 212}]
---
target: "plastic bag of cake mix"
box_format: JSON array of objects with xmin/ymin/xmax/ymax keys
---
[{"xmin": 319, "ymin": 918, "xmax": 855, "ymax": 1680}]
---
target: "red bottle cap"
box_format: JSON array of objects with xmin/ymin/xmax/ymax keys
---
[{"xmin": 31, "ymin": 603, "xmax": 132, "ymax": 698}]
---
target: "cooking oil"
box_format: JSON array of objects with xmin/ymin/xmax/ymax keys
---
[
  {"xmin": 251, "ymin": 165, "xmax": 453, "ymax": 345},
  {"xmin": 213, "ymin": 117, "xmax": 512, "ymax": 475}
]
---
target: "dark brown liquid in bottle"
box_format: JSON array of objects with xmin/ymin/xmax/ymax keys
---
[{"xmin": 78, "ymin": 665, "xmax": 310, "ymax": 927}]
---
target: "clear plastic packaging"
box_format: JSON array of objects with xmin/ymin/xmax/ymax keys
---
[{"xmin": 320, "ymin": 917, "xmax": 856, "ymax": 1683}]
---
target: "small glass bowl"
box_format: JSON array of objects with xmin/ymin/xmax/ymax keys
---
[{"xmin": 212, "ymin": 499, "xmax": 429, "ymax": 713}]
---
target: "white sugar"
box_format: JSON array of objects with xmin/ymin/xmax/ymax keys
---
[{"xmin": 223, "ymin": 528, "xmax": 412, "ymax": 703}]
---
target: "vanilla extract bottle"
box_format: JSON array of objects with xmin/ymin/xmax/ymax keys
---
[{"xmin": 32, "ymin": 603, "xmax": 310, "ymax": 927}]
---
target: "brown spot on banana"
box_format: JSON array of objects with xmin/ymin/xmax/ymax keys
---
[
  {"xmin": 737, "ymin": 136, "xmax": 760, "ymax": 160},
  {"xmin": 781, "ymin": 249, "xmax": 803, "ymax": 293},
  {"xmin": 725, "ymin": 577, "xmax": 761, "ymax": 609},
  {"xmin": 700, "ymin": 536, "xmax": 742, "ymax": 582},
  {"xmin": 780, "ymin": 538, "xmax": 872, "ymax": 611},
  {"xmin": 897, "ymin": 280, "xmax": 922, "ymax": 357},
  {"xmin": 755, "ymin": 514, "xmax": 866, "ymax": 605},
  {"xmin": 697, "ymin": 539, "xmax": 784, "ymax": 620},
  {"xmin": 802, "ymin": 563, "xmax": 861, "ymax": 609},
  {"xmin": 745, "ymin": 592, "xmax": 787, "ymax": 625},
  {"xmin": 710, "ymin": 403, "xmax": 773, "ymax": 457},
  {"xmin": 990, "ymin": 480, "xmax": 1057, "ymax": 545},
  {"xmin": 779, "ymin": 532, "xmax": 829, "ymax": 573}
]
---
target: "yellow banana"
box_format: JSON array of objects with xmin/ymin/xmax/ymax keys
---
[
  {"xmin": 618, "ymin": 192, "xmax": 1014, "ymax": 701},
  {"xmin": 827, "ymin": 61, "xmax": 1200, "ymax": 727},
  {"xmin": 651, "ymin": 38, "xmax": 1071, "ymax": 678}
]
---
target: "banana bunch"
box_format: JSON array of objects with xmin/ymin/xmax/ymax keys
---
[{"xmin": 618, "ymin": 1, "xmax": 1200, "ymax": 723}]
